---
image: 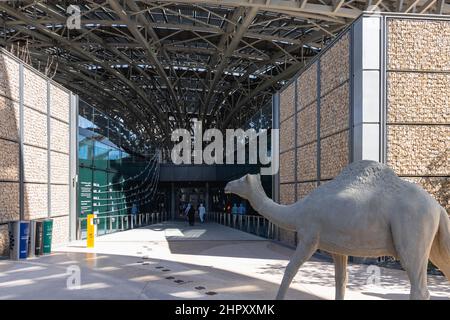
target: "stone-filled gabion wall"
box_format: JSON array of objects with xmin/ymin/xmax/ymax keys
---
[
  {"xmin": 276, "ymin": 15, "xmax": 449, "ymax": 249},
  {"xmin": 386, "ymin": 18, "xmax": 450, "ymax": 211},
  {"xmin": 277, "ymin": 33, "xmax": 351, "ymax": 247},
  {"xmin": 279, "ymin": 80, "xmax": 298, "ymax": 246},
  {"xmin": 319, "ymin": 33, "xmax": 350, "ymax": 182},
  {"xmin": 0, "ymin": 52, "xmax": 21, "ymax": 256},
  {"xmin": 0, "ymin": 50, "xmax": 73, "ymax": 256},
  {"xmin": 278, "ymin": 32, "xmax": 351, "ymax": 205}
]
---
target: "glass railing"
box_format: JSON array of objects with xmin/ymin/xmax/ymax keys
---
[
  {"xmin": 206, "ymin": 212, "xmax": 281, "ymax": 240},
  {"xmin": 76, "ymin": 211, "xmax": 169, "ymax": 240}
]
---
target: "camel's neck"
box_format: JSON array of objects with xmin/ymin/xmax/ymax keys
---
[{"xmin": 246, "ymin": 181, "xmax": 297, "ymax": 231}]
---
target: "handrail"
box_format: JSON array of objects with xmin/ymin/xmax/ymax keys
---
[
  {"xmin": 206, "ymin": 211, "xmax": 280, "ymax": 241},
  {"xmin": 76, "ymin": 210, "xmax": 280, "ymax": 242},
  {"xmin": 76, "ymin": 211, "xmax": 169, "ymax": 240}
]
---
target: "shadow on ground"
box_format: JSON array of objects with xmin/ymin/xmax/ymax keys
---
[{"xmin": 0, "ymin": 251, "xmax": 319, "ymax": 300}]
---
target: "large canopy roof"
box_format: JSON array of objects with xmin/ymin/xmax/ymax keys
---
[{"xmin": 0, "ymin": 0, "xmax": 448, "ymax": 146}]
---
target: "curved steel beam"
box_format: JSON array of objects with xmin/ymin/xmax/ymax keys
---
[{"xmin": 202, "ymin": 6, "xmax": 258, "ymax": 119}]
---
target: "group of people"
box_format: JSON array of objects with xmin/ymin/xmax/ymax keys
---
[
  {"xmin": 183, "ymin": 202, "xmax": 248, "ymax": 226},
  {"xmin": 231, "ymin": 203, "xmax": 246, "ymax": 215},
  {"xmin": 183, "ymin": 203, "xmax": 206, "ymax": 226}
]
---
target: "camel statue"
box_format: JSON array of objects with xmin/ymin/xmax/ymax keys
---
[{"xmin": 224, "ymin": 160, "xmax": 450, "ymax": 300}]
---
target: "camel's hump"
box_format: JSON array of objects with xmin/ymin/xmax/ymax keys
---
[{"xmin": 334, "ymin": 160, "xmax": 398, "ymax": 185}]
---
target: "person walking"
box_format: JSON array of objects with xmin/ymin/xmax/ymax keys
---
[
  {"xmin": 187, "ymin": 203, "xmax": 195, "ymax": 226},
  {"xmin": 231, "ymin": 203, "xmax": 238, "ymax": 227},
  {"xmin": 238, "ymin": 203, "xmax": 246, "ymax": 215},
  {"xmin": 131, "ymin": 201, "xmax": 138, "ymax": 228},
  {"xmin": 198, "ymin": 203, "xmax": 206, "ymax": 223},
  {"xmin": 231, "ymin": 203, "xmax": 238, "ymax": 215},
  {"xmin": 184, "ymin": 203, "xmax": 191, "ymax": 224}
]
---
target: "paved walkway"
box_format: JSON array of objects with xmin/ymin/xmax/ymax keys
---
[{"xmin": 0, "ymin": 221, "xmax": 449, "ymax": 300}]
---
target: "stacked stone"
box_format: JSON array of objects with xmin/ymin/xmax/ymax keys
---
[
  {"xmin": 279, "ymin": 230, "xmax": 297, "ymax": 247},
  {"xmin": 0, "ymin": 225, "xmax": 8, "ymax": 256},
  {"xmin": 0, "ymin": 51, "xmax": 72, "ymax": 256},
  {"xmin": 277, "ymin": 32, "xmax": 352, "ymax": 248},
  {"xmin": 319, "ymin": 33, "xmax": 350, "ymax": 181},
  {"xmin": 51, "ymin": 215, "xmax": 69, "ymax": 245},
  {"xmin": 297, "ymin": 182, "xmax": 317, "ymax": 200},
  {"xmin": 0, "ymin": 53, "xmax": 21, "ymax": 255},
  {"xmin": 276, "ymin": 16, "xmax": 450, "ymax": 250},
  {"xmin": 49, "ymin": 85, "xmax": 70, "ymax": 223},
  {"xmin": 386, "ymin": 18, "xmax": 450, "ymax": 211},
  {"xmin": 387, "ymin": 19, "xmax": 450, "ymax": 71},
  {"xmin": 278, "ymin": 33, "xmax": 351, "ymax": 206},
  {"xmin": 296, "ymin": 63, "xmax": 318, "ymax": 199},
  {"xmin": 279, "ymin": 183, "xmax": 295, "ymax": 206},
  {"xmin": 23, "ymin": 67, "xmax": 49, "ymax": 220},
  {"xmin": 279, "ymin": 82, "xmax": 296, "ymax": 205}
]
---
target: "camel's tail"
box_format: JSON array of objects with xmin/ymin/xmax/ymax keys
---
[{"xmin": 430, "ymin": 207, "xmax": 450, "ymax": 282}]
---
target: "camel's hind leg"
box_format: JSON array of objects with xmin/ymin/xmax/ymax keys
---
[
  {"xmin": 429, "ymin": 209, "xmax": 450, "ymax": 283},
  {"xmin": 392, "ymin": 219, "xmax": 436, "ymax": 300},
  {"xmin": 402, "ymin": 259, "xmax": 430, "ymax": 300},
  {"xmin": 429, "ymin": 238, "xmax": 450, "ymax": 283},
  {"xmin": 332, "ymin": 254, "xmax": 348, "ymax": 300},
  {"xmin": 276, "ymin": 234, "xmax": 318, "ymax": 300}
]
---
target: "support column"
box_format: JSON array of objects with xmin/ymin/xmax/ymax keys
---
[
  {"xmin": 18, "ymin": 63, "xmax": 24, "ymax": 220},
  {"xmin": 69, "ymin": 94, "xmax": 79, "ymax": 241},
  {"xmin": 205, "ymin": 182, "xmax": 210, "ymax": 214},
  {"xmin": 271, "ymin": 93, "xmax": 280, "ymax": 203},
  {"xmin": 47, "ymin": 81, "xmax": 51, "ymax": 219},
  {"xmin": 170, "ymin": 182, "xmax": 175, "ymax": 220},
  {"xmin": 351, "ymin": 15, "xmax": 383, "ymax": 264},
  {"xmin": 352, "ymin": 15, "xmax": 382, "ymax": 162}
]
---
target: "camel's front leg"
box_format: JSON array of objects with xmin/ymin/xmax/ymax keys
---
[
  {"xmin": 332, "ymin": 254, "xmax": 348, "ymax": 300},
  {"xmin": 276, "ymin": 235, "xmax": 318, "ymax": 300}
]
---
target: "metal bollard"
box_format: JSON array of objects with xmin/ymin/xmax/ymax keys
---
[
  {"xmin": 256, "ymin": 217, "xmax": 260, "ymax": 236},
  {"xmin": 77, "ymin": 219, "xmax": 82, "ymax": 240}
]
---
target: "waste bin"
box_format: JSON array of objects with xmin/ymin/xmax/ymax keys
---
[
  {"xmin": 27, "ymin": 220, "xmax": 36, "ymax": 258},
  {"xmin": 42, "ymin": 219, "xmax": 53, "ymax": 255},
  {"xmin": 34, "ymin": 220, "xmax": 44, "ymax": 256},
  {"xmin": 8, "ymin": 220, "xmax": 30, "ymax": 260}
]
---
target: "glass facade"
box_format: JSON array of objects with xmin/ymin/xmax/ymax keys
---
[
  {"xmin": 244, "ymin": 101, "xmax": 272, "ymax": 132},
  {"xmin": 77, "ymin": 100, "xmax": 160, "ymax": 237}
]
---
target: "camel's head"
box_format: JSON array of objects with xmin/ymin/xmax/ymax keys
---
[{"xmin": 224, "ymin": 174, "xmax": 259, "ymax": 199}]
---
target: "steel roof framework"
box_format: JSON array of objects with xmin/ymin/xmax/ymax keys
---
[{"xmin": 0, "ymin": 0, "xmax": 448, "ymax": 148}]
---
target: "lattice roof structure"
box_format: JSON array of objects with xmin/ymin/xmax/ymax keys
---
[{"xmin": 0, "ymin": 0, "xmax": 448, "ymax": 147}]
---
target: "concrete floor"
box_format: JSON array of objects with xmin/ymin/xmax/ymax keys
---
[{"xmin": 0, "ymin": 221, "xmax": 449, "ymax": 300}]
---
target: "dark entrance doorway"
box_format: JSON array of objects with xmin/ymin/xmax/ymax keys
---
[{"xmin": 175, "ymin": 187, "xmax": 206, "ymax": 220}]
